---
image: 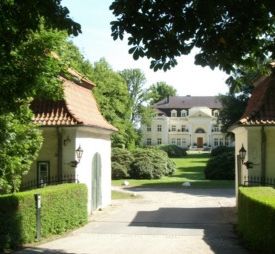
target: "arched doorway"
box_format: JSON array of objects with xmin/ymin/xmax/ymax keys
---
[{"xmin": 92, "ymin": 153, "xmax": 102, "ymax": 211}]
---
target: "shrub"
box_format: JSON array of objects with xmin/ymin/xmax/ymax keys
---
[
  {"xmin": 111, "ymin": 148, "xmax": 134, "ymax": 179},
  {"xmin": 158, "ymin": 144, "xmax": 187, "ymax": 158},
  {"xmin": 129, "ymin": 148, "xmax": 175, "ymax": 179},
  {"xmin": 0, "ymin": 184, "xmax": 87, "ymax": 251},
  {"xmin": 238, "ymin": 187, "xmax": 275, "ymax": 254},
  {"xmin": 211, "ymin": 146, "xmax": 234, "ymax": 156},
  {"xmin": 112, "ymin": 162, "xmax": 129, "ymax": 179},
  {"xmin": 204, "ymin": 150, "xmax": 234, "ymax": 180}
]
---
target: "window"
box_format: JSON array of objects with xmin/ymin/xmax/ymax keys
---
[
  {"xmin": 195, "ymin": 128, "xmax": 205, "ymax": 133},
  {"xmin": 225, "ymin": 137, "xmax": 229, "ymax": 146},
  {"xmin": 182, "ymin": 138, "xmax": 186, "ymax": 145},
  {"xmin": 157, "ymin": 138, "xmax": 162, "ymax": 145},
  {"xmin": 37, "ymin": 161, "xmax": 50, "ymax": 186},
  {"xmin": 171, "ymin": 125, "xmax": 176, "ymax": 132},
  {"xmin": 171, "ymin": 110, "xmax": 177, "ymax": 117},
  {"xmin": 146, "ymin": 138, "xmax": 152, "ymax": 145},
  {"xmin": 219, "ymin": 138, "xmax": 224, "ymax": 146},
  {"xmin": 177, "ymin": 138, "xmax": 181, "ymax": 146},
  {"xmin": 212, "ymin": 125, "xmax": 219, "ymax": 132},
  {"xmin": 147, "ymin": 125, "xmax": 151, "ymax": 132},
  {"xmin": 214, "ymin": 138, "xmax": 219, "ymax": 146},
  {"xmin": 181, "ymin": 110, "xmax": 186, "ymax": 117},
  {"xmin": 171, "ymin": 138, "xmax": 176, "ymax": 145},
  {"xmin": 214, "ymin": 110, "xmax": 219, "ymax": 117},
  {"xmin": 181, "ymin": 125, "xmax": 186, "ymax": 132},
  {"xmin": 157, "ymin": 124, "xmax": 162, "ymax": 132}
]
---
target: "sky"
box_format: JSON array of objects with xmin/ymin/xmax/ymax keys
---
[{"xmin": 62, "ymin": 0, "xmax": 229, "ymax": 96}]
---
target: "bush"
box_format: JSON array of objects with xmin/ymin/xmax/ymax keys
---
[
  {"xmin": 112, "ymin": 162, "xmax": 129, "ymax": 179},
  {"xmin": 0, "ymin": 184, "xmax": 87, "ymax": 251},
  {"xmin": 111, "ymin": 148, "xmax": 134, "ymax": 179},
  {"xmin": 211, "ymin": 146, "xmax": 234, "ymax": 156},
  {"xmin": 238, "ymin": 187, "xmax": 275, "ymax": 254},
  {"xmin": 204, "ymin": 150, "xmax": 234, "ymax": 180},
  {"xmin": 129, "ymin": 148, "xmax": 176, "ymax": 179},
  {"xmin": 158, "ymin": 144, "xmax": 187, "ymax": 158}
]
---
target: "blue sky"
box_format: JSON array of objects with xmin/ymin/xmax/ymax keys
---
[{"xmin": 62, "ymin": 0, "xmax": 229, "ymax": 96}]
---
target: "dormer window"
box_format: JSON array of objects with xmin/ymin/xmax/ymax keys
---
[
  {"xmin": 181, "ymin": 110, "xmax": 187, "ymax": 117},
  {"xmin": 171, "ymin": 109, "xmax": 177, "ymax": 117},
  {"xmin": 213, "ymin": 110, "xmax": 219, "ymax": 117}
]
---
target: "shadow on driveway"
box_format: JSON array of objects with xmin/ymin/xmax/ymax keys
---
[{"xmin": 129, "ymin": 206, "xmax": 248, "ymax": 254}]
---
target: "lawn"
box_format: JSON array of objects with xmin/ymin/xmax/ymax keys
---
[{"xmin": 112, "ymin": 152, "xmax": 234, "ymax": 188}]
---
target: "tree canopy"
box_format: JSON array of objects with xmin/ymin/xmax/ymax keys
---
[
  {"xmin": 0, "ymin": 1, "xmax": 80, "ymax": 193},
  {"xmin": 147, "ymin": 81, "xmax": 177, "ymax": 105},
  {"xmin": 110, "ymin": 1, "xmax": 275, "ymax": 72}
]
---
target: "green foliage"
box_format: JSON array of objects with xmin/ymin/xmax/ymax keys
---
[
  {"xmin": 111, "ymin": 148, "xmax": 134, "ymax": 179},
  {"xmin": 238, "ymin": 187, "xmax": 275, "ymax": 254},
  {"xmin": 110, "ymin": 1, "xmax": 275, "ymax": 72},
  {"xmin": 119, "ymin": 69, "xmax": 147, "ymax": 124},
  {"xmin": 91, "ymin": 59, "xmax": 138, "ymax": 148},
  {"xmin": 0, "ymin": 184, "xmax": 87, "ymax": 251},
  {"xmin": 147, "ymin": 82, "xmax": 177, "ymax": 105},
  {"xmin": 0, "ymin": 105, "xmax": 43, "ymax": 194},
  {"xmin": 129, "ymin": 148, "xmax": 176, "ymax": 179},
  {"xmin": 210, "ymin": 146, "xmax": 234, "ymax": 157},
  {"xmin": 205, "ymin": 149, "xmax": 235, "ymax": 180},
  {"xmin": 218, "ymin": 94, "xmax": 249, "ymax": 132},
  {"xmin": 158, "ymin": 145, "xmax": 187, "ymax": 158}
]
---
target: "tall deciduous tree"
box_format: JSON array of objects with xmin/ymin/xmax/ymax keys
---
[
  {"xmin": 110, "ymin": 1, "xmax": 275, "ymax": 72},
  {"xmin": 119, "ymin": 69, "xmax": 148, "ymax": 125},
  {"xmin": 0, "ymin": 1, "xmax": 80, "ymax": 193},
  {"xmin": 147, "ymin": 82, "xmax": 177, "ymax": 105},
  {"xmin": 91, "ymin": 59, "xmax": 138, "ymax": 149}
]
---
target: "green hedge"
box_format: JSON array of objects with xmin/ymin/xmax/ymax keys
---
[
  {"xmin": 238, "ymin": 187, "xmax": 275, "ymax": 254},
  {"xmin": 0, "ymin": 183, "xmax": 87, "ymax": 251}
]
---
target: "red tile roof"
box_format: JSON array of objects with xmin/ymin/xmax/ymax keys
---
[
  {"xmin": 239, "ymin": 72, "xmax": 275, "ymax": 126},
  {"xmin": 31, "ymin": 77, "xmax": 117, "ymax": 131}
]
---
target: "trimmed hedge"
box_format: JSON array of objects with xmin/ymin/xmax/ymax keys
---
[
  {"xmin": 158, "ymin": 144, "xmax": 187, "ymax": 158},
  {"xmin": 0, "ymin": 183, "xmax": 87, "ymax": 251},
  {"xmin": 238, "ymin": 187, "xmax": 275, "ymax": 254}
]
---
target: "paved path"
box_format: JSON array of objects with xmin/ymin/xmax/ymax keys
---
[{"xmin": 16, "ymin": 187, "xmax": 249, "ymax": 254}]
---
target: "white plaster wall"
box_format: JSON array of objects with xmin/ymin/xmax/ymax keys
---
[
  {"xmin": 24, "ymin": 127, "xmax": 58, "ymax": 183},
  {"xmin": 265, "ymin": 127, "xmax": 275, "ymax": 178},
  {"xmin": 75, "ymin": 128, "xmax": 112, "ymax": 214},
  {"xmin": 247, "ymin": 127, "xmax": 262, "ymax": 176}
]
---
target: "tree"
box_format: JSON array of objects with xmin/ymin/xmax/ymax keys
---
[
  {"xmin": 218, "ymin": 93, "xmax": 249, "ymax": 132},
  {"xmin": 110, "ymin": 1, "xmax": 275, "ymax": 72},
  {"xmin": 0, "ymin": 1, "xmax": 80, "ymax": 193},
  {"xmin": 91, "ymin": 59, "xmax": 138, "ymax": 149},
  {"xmin": 147, "ymin": 81, "xmax": 177, "ymax": 104},
  {"xmin": 119, "ymin": 69, "xmax": 150, "ymax": 125}
]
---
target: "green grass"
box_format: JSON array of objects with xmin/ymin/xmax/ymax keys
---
[
  {"xmin": 112, "ymin": 152, "xmax": 234, "ymax": 188},
  {"xmin": 112, "ymin": 190, "xmax": 140, "ymax": 199}
]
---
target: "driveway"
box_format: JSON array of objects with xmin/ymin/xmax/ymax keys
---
[{"xmin": 16, "ymin": 187, "xmax": 249, "ymax": 254}]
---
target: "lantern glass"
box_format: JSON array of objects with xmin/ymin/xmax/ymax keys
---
[
  {"xmin": 239, "ymin": 145, "xmax": 246, "ymax": 162},
  {"xmin": 75, "ymin": 145, "xmax": 83, "ymax": 162}
]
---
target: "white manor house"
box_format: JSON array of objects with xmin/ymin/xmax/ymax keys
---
[{"xmin": 142, "ymin": 96, "xmax": 233, "ymax": 149}]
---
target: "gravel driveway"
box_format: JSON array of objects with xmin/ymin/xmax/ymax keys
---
[{"xmin": 16, "ymin": 187, "xmax": 249, "ymax": 254}]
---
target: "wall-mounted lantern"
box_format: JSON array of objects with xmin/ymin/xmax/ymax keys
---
[
  {"xmin": 238, "ymin": 144, "xmax": 253, "ymax": 169},
  {"xmin": 70, "ymin": 145, "xmax": 84, "ymax": 167}
]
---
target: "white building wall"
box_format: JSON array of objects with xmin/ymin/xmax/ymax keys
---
[{"xmin": 75, "ymin": 128, "xmax": 112, "ymax": 214}]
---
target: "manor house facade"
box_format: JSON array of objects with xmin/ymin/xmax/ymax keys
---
[{"xmin": 142, "ymin": 96, "xmax": 233, "ymax": 149}]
